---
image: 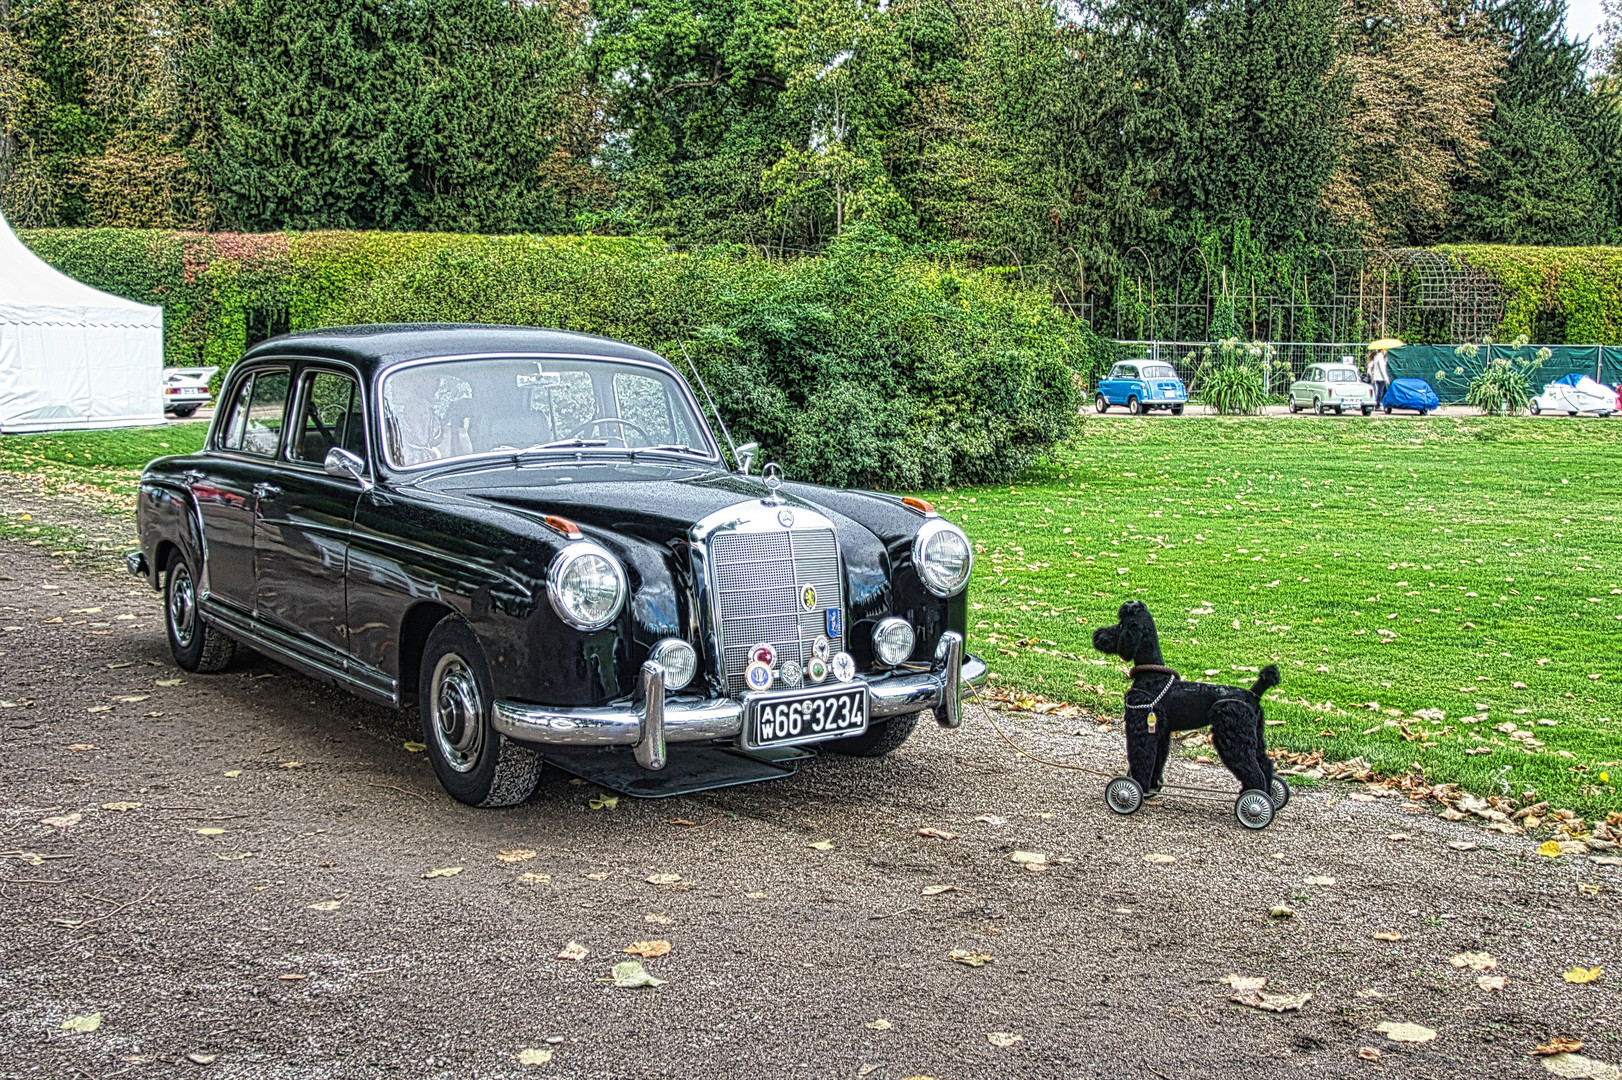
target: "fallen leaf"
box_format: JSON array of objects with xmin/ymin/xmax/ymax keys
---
[
  {"xmin": 1563, "ymin": 966, "xmax": 1603, "ymax": 984},
  {"xmin": 1357, "ymin": 1047, "xmax": 1381, "ymax": 1062},
  {"xmin": 1449, "ymin": 841, "xmax": 1479, "ymax": 852},
  {"xmin": 1223, "ymin": 974, "xmax": 1266, "ymax": 992},
  {"xmin": 280, "ymin": 761, "xmax": 304, "ymax": 769},
  {"xmin": 194, "ymin": 827, "xmax": 225, "ymax": 836},
  {"xmin": 1536, "ymin": 1039, "xmax": 1586, "ymax": 1057},
  {"xmin": 1143, "ymin": 853, "xmax": 1177, "ymax": 865},
  {"xmin": 556, "ymin": 941, "xmax": 589, "ymax": 962},
  {"xmin": 100, "ymin": 801, "xmax": 141, "ymax": 812},
  {"xmin": 974, "ymin": 815, "xmax": 1007, "ymax": 825},
  {"xmin": 948, "ymin": 948, "xmax": 995, "ymax": 967},
  {"xmin": 865, "ymin": 1019, "xmax": 893, "ymax": 1030},
  {"xmin": 744, "ymin": 891, "xmax": 767, "ymax": 898},
  {"xmin": 215, "ymin": 851, "xmax": 253, "ymax": 861},
  {"xmin": 610, "ymin": 960, "xmax": 665, "ymax": 988},
  {"xmin": 278, "ymin": 973, "xmax": 306, "ymax": 981},
  {"xmin": 186, "ymin": 1052, "xmax": 217, "ymax": 1064},
  {"xmin": 1450, "ymin": 952, "xmax": 1498, "ymax": 971},
  {"xmin": 60, "ymin": 1013, "xmax": 101, "ymax": 1033},
  {"xmin": 422, "ymin": 866, "xmax": 463, "ymax": 879},
  {"xmin": 1539, "ymin": 841, "xmax": 1566, "ymax": 858},
  {"xmin": 1477, "ymin": 975, "xmax": 1506, "ymax": 992},
  {"xmin": 67, "ymin": 744, "xmax": 97, "ymax": 752},
  {"xmin": 1376, "ymin": 1021, "xmax": 1437, "ymax": 1043},
  {"xmin": 1269, "ymin": 905, "xmax": 1295, "ymax": 919},
  {"xmin": 114, "ymin": 694, "xmax": 148, "ymax": 703},
  {"xmin": 807, "ymin": 840, "xmax": 835, "ymax": 851},
  {"xmin": 1304, "ymin": 875, "xmax": 1336, "ymax": 886},
  {"xmin": 223, "ymin": 770, "xmax": 242, "ymax": 778},
  {"xmin": 920, "ymin": 884, "xmax": 959, "ymax": 896},
  {"xmin": 623, "ymin": 940, "xmax": 672, "ymax": 958},
  {"xmin": 644, "ymin": 913, "xmax": 674, "ymax": 925},
  {"xmin": 496, "ymin": 849, "xmax": 537, "ymax": 863},
  {"xmin": 1350, "ymin": 793, "xmax": 1377, "ymax": 803},
  {"xmin": 588, "ymin": 794, "xmax": 619, "ymax": 811},
  {"xmin": 585, "ymin": 871, "xmax": 610, "ymax": 880},
  {"xmin": 155, "ymin": 678, "xmax": 183, "ymax": 687},
  {"xmin": 1010, "ymin": 851, "xmax": 1047, "ymax": 866},
  {"xmin": 917, "ymin": 827, "xmax": 958, "ymax": 840},
  {"xmin": 41, "ymin": 813, "xmax": 82, "ymax": 828},
  {"xmin": 517, "ymin": 1048, "xmax": 554, "ymax": 1066},
  {"xmin": 86, "ymin": 705, "xmax": 112, "ymax": 713},
  {"xmin": 646, "ymin": 873, "xmax": 683, "ymax": 884},
  {"xmin": 858, "ymin": 1066, "xmax": 879, "ymax": 1078},
  {"xmin": 517, "ymin": 872, "xmax": 551, "ymax": 885},
  {"xmin": 403, "ymin": 742, "xmax": 426, "ymax": 753},
  {"xmin": 1372, "ymin": 932, "xmax": 1403, "ymax": 941},
  {"xmin": 1578, "ymin": 883, "xmax": 1602, "ymax": 896},
  {"xmin": 986, "ymin": 1032, "xmax": 1024, "ymax": 1048},
  {"xmin": 307, "ymin": 900, "xmax": 341, "ymax": 912},
  {"xmin": 1386, "ymin": 833, "xmax": 1411, "ymax": 842}
]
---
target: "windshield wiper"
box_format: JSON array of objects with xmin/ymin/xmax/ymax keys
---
[
  {"xmin": 632, "ymin": 444, "xmax": 709, "ymax": 457},
  {"xmin": 520, "ymin": 439, "xmax": 610, "ymax": 454}
]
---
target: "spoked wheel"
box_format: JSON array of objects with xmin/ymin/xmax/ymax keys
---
[
  {"xmin": 1269, "ymin": 776, "xmax": 1292, "ymax": 810},
  {"xmin": 1314, "ymin": 399, "xmax": 1325, "ymax": 415},
  {"xmin": 1235, "ymin": 789, "xmax": 1276, "ymax": 830},
  {"xmin": 1105, "ymin": 776, "xmax": 1144, "ymax": 815},
  {"xmin": 1529, "ymin": 402, "xmax": 1541, "ymax": 415}
]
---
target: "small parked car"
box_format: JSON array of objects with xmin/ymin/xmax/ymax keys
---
[
  {"xmin": 162, "ymin": 366, "xmax": 218, "ymax": 418},
  {"xmin": 1288, "ymin": 363, "xmax": 1374, "ymax": 415},
  {"xmin": 1095, "ymin": 361, "xmax": 1187, "ymax": 414},
  {"xmin": 129, "ymin": 325, "xmax": 985, "ymax": 807},
  {"xmin": 1381, "ymin": 378, "xmax": 1439, "ymax": 415},
  {"xmin": 1529, "ymin": 374, "xmax": 1617, "ymax": 417}
]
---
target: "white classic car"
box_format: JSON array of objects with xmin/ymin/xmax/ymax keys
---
[
  {"xmin": 1529, "ymin": 374, "xmax": 1617, "ymax": 417},
  {"xmin": 1288, "ymin": 362, "xmax": 1374, "ymax": 415},
  {"xmin": 163, "ymin": 366, "xmax": 218, "ymax": 418}
]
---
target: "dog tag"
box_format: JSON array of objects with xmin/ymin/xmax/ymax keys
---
[{"xmin": 1146, "ymin": 711, "xmax": 1158, "ymax": 733}]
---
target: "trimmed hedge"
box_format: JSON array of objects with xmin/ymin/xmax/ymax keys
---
[
  {"xmin": 1439, "ymin": 245, "xmax": 1622, "ymax": 346},
  {"xmin": 19, "ymin": 226, "xmax": 1090, "ymax": 489}
]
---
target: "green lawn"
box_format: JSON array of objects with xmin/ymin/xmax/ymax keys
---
[
  {"xmin": 929, "ymin": 416, "xmax": 1622, "ymax": 818},
  {"xmin": 5, "ymin": 418, "xmax": 1619, "ymax": 816}
]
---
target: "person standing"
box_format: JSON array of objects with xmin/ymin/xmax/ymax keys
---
[{"xmin": 1368, "ymin": 348, "xmax": 1390, "ymax": 408}]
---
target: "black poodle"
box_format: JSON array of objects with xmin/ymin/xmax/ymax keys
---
[{"xmin": 1092, "ymin": 600, "xmax": 1281, "ymax": 798}]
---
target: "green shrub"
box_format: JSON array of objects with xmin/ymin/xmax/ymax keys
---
[
  {"xmin": 1460, "ymin": 338, "xmax": 1542, "ymax": 416},
  {"xmin": 22, "ymin": 226, "xmax": 1084, "ymax": 489},
  {"xmin": 1189, "ymin": 339, "xmax": 1271, "ymax": 415}
]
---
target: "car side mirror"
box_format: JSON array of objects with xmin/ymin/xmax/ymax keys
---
[
  {"xmin": 734, "ymin": 441, "xmax": 759, "ymax": 475},
  {"xmin": 324, "ymin": 446, "xmax": 373, "ymax": 491}
]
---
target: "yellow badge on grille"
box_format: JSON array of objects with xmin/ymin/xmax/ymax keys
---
[{"xmin": 802, "ymin": 585, "xmax": 817, "ymax": 610}]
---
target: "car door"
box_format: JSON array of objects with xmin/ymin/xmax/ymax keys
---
[
  {"xmin": 194, "ymin": 366, "xmax": 290, "ymax": 613},
  {"xmin": 254, "ymin": 365, "xmax": 369, "ymax": 661}
]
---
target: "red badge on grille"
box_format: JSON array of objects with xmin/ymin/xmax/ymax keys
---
[{"xmin": 750, "ymin": 643, "xmax": 776, "ymax": 667}]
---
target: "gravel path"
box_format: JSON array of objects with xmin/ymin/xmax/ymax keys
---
[{"xmin": 0, "ymin": 531, "xmax": 1617, "ymax": 1079}]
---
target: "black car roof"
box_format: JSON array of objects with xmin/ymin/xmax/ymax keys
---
[{"xmin": 241, "ymin": 324, "xmax": 673, "ymax": 379}]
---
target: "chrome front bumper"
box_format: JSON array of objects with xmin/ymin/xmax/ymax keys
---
[{"xmin": 491, "ymin": 631, "xmax": 987, "ymax": 771}]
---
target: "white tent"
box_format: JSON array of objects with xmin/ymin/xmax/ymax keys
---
[{"xmin": 0, "ymin": 211, "xmax": 164, "ymax": 432}]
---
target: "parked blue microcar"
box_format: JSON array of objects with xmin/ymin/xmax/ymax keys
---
[{"xmin": 1095, "ymin": 361, "xmax": 1188, "ymax": 414}]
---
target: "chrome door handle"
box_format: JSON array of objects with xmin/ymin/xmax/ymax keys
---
[
  {"xmin": 183, "ymin": 470, "xmax": 204, "ymax": 485},
  {"xmin": 254, "ymin": 483, "xmax": 283, "ymax": 499}
]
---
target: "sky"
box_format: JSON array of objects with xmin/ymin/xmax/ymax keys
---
[{"xmin": 1568, "ymin": 0, "xmax": 1605, "ymax": 44}]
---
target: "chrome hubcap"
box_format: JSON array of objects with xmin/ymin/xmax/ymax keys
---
[
  {"xmin": 430, "ymin": 652, "xmax": 484, "ymax": 773},
  {"xmin": 1236, "ymin": 791, "xmax": 1273, "ymax": 828},
  {"xmin": 169, "ymin": 565, "xmax": 196, "ymax": 647}
]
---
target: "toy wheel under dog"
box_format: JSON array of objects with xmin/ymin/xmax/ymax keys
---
[
  {"xmin": 1269, "ymin": 776, "xmax": 1291, "ymax": 811},
  {"xmin": 1105, "ymin": 777, "xmax": 1144, "ymax": 815},
  {"xmin": 1234, "ymin": 789, "xmax": 1276, "ymax": 830}
]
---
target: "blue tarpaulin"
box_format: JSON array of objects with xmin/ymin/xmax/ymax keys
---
[{"xmin": 1382, "ymin": 378, "xmax": 1440, "ymax": 412}]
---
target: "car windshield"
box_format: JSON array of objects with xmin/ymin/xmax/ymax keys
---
[
  {"xmin": 381, "ymin": 356, "xmax": 714, "ymax": 469},
  {"xmin": 1326, "ymin": 368, "xmax": 1358, "ymax": 382},
  {"xmin": 1142, "ymin": 364, "xmax": 1177, "ymax": 379}
]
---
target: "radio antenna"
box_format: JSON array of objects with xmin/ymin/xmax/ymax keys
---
[{"xmin": 678, "ymin": 341, "xmax": 740, "ymax": 467}]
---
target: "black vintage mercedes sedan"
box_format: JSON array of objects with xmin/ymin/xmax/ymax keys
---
[{"xmin": 129, "ymin": 325, "xmax": 986, "ymax": 806}]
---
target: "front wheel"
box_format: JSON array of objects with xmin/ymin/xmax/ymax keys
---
[
  {"xmin": 1095, "ymin": 395, "xmax": 1109, "ymax": 413},
  {"xmin": 1335, "ymin": 404, "xmax": 1344, "ymax": 415},
  {"xmin": 419, "ymin": 619, "xmax": 541, "ymax": 807},
  {"xmin": 1383, "ymin": 405, "xmax": 1392, "ymax": 414},
  {"xmin": 1314, "ymin": 399, "xmax": 1325, "ymax": 415},
  {"xmin": 165, "ymin": 550, "xmax": 235, "ymax": 673},
  {"xmin": 1529, "ymin": 402, "xmax": 1541, "ymax": 415},
  {"xmin": 1288, "ymin": 399, "xmax": 1300, "ymax": 414},
  {"xmin": 1106, "ymin": 776, "xmax": 1144, "ymax": 815},
  {"xmin": 1419, "ymin": 409, "xmax": 1429, "ymax": 416},
  {"xmin": 1127, "ymin": 396, "xmax": 1142, "ymax": 415},
  {"xmin": 819, "ymin": 711, "xmax": 919, "ymax": 758}
]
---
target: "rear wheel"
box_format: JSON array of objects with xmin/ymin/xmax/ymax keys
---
[
  {"xmin": 1569, "ymin": 410, "xmax": 1579, "ymax": 417},
  {"xmin": 165, "ymin": 551, "xmax": 235, "ymax": 673},
  {"xmin": 1269, "ymin": 776, "xmax": 1292, "ymax": 810},
  {"xmin": 1383, "ymin": 405, "xmax": 1392, "ymax": 414},
  {"xmin": 1419, "ymin": 408, "xmax": 1429, "ymax": 416},
  {"xmin": 1335, "ymin": 404, "xmax": 1344, "ymax": 415},
  {"xmin": 1361, "ymin": 406, "xmax": 1372, "ymax": 416},
  {"xmin": 1314, "ymin": 399, "xmax": 1325, "ymax": 415},
  {"xmin": 1127, "ymin": 396, "xmax": 1142, "ymax": 415},
  {"xmin": 819, "ymin": 711, "xmax": 919, "ymax": 758},
  {"xmin": 1235, "ymin": 789, "xmax": 1276, "ymax": 830},
  {"xmin": 168, "ymin": 404, "xmax": 198, "ymax": 418},
  {"xmin": 1170, "ymin": 405, "xmax": 1184, "ymax": 416},
  {"xmin": 419, "ymin": 619, "xmax": 541, "ymax": 807},
  {"xmin": 1095, "ymin": 395, "xmax": 1108, "ymax": 413},
  {"xmin": 1106, "ymin": 777, "xmax": 1144, "ymax": 815}
]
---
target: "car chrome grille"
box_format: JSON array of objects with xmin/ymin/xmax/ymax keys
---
[{"xmin": 709, "ymin": 526, "xmax": 844, "ymax": 697}]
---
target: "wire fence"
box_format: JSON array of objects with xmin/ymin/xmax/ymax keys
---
[{"xmin": 1101, "ymin": 341, "xmax": 1369, "ymax": 396}]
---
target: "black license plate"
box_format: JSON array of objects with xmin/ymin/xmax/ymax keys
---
[{"xmin": 745, "ymin": 685, "xmax": 868, "ymax": 749}]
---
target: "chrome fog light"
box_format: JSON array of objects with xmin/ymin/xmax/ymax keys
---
[
  {"xmin": 649, "ymin": 638, "xmax": 698, "ymax": 690},
  {"xmin": 872, "ymin": 617, "xmax": 916, "ymax": 668}
]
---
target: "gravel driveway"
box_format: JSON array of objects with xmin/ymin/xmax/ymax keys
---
[{"xmin": 1, "ymin": 510, "xmax": 1617, "ymax": 1079}]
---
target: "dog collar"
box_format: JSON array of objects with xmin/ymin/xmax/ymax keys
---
[
  {"xmin": 1126, "ymin": 665, "xmax": 1179, "ymax": 712},
  {"xmin": 1128, "ymin": 664, "xmax": 1180, "ymax": 679}
]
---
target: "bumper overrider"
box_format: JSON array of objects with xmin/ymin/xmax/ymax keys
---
[{"xmin": 492, "ymin": 631, "xmax": 987, "ymax": 771}]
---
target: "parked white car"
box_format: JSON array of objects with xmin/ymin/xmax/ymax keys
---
[
  {"xmin": 1288, "ymin": 362, "xmax": 1375, "ymax": 415},
  {"xmin": 162, "ymin": 366, "xmax": 218, "ymax": 418},
  {"xmin": 1529, "ymin": 374, "xmax": 1617, "ymax": 417}
]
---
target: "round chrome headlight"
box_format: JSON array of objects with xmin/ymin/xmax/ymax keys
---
[
  {"xmin": 649, "ymin": 638, "xmax": 697, "ymax": 690},
  {"xmin": 913, "ymin": 519, "xmax": 972, "ymax": 597},
  {"xmin": 547, "ymin": 542, "xmax": 627, "ymax": 631},
  {"xmin": 872, "ymin": 617, "xmax": 916, "ymax": 668}
]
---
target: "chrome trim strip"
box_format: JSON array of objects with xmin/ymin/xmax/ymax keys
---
[
  {"xmin": 198, "ymin": 597, "xmax": 399, "ymax": 705},
  {"xmin": 635, "ymin": 661, "xmax": 667, "ymax": 770},
  {"xmin": 491, "ymin": 650, "xmax": 987, "ymax": 757}
]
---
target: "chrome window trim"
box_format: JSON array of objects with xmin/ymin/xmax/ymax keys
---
[
  {"xmin": 688, "ymin": 498, "xmax": 846, "ymax": 700},
  {"xmin": 374, "ymin": 352, "xmax": 724, "ymax": 474},
  {"xmin": 280, "ymin": 360, "xmax": 371, "ymax": 473}
]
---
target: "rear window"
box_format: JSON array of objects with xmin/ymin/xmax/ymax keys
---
[
  {"xmin": 1327, "ymin": 368, "xmax": 1358, "ymax": 382},
  {"xmin": 1142, "ymin": 364, "xmax": 1176, "ymax": 379}
]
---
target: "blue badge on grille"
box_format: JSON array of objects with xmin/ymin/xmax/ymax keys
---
[{"xmin": 826, "ymin": 608, "xmax": 841, "ymax": 637}]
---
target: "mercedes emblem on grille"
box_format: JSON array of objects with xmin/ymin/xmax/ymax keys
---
[{"xmin": 778, "ymin": 508, "xmax": 794, "ymax": 527}]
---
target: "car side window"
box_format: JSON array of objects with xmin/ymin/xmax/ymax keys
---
[
  {"xmin": 240, "ymin": 370, "xmax": 291, "ymax": 457},
  {"xmin": 1121, "ymin": 365, "xmax": 1138, "ymax": 379},
  {"xmin": 292, "ymin": 370, "xmax": 366, "ymax": 464},
  {"xmin": 218, "ymin": 376, "xmax": 253, "ymax": 451}
]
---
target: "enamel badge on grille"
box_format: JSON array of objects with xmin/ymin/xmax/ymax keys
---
[
  {"xmin": 801, "ymin": 585, "xmax": 818, "ymax": 611},
  {"xmin": 745, "ymin": 661, "xmax": 774, "ymax": 692},
  {"xmin": 825, "ymin": 609, "xmax": 841, "ymax": 637}
]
